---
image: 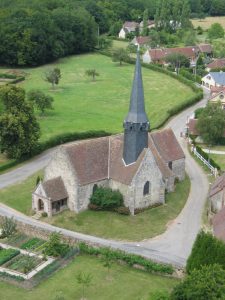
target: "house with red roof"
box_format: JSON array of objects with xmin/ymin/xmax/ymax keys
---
[
  {"xmin": 206, "ymin": 58, "xmax": 225, "ymax": 72},
  {"xmin": 32, "ymin": 53, "xmax": 185, "ymax": 216},
  {"xmin": 119, "ymin": 21, "xmax": 139, "ymax": 39},
  {"xmin": 131, "ymin": 36, "xmax": 151, "ymax": 47}
]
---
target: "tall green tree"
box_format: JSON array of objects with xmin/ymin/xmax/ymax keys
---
[
  {"xmin": 208, "ymin": 23, "xmax": 224, "ymax": 39},
  {"xmin": 27, "ymin": 89, "xmax": 54, "ymax": 114},
  {"xmin": 142, "ymin": 9, "xmax": 149, "ymax": 36},
  {"xmin": 0, "ymin": 86, "xmax": 40, "ymax": 159},
  {"xmin": 165, "ymin": 53, "xmax": 190, "ymax": 73},
  {"xmin": 197, "ymin": 102, "xmax": 225, "ymax": 146}
]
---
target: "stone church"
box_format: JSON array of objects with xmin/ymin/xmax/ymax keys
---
[{"xmin": 32, "ymin": 52, "xmax": 185, "ymax": 216}]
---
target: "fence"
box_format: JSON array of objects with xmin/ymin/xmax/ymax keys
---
[{"xmin": 192, "ymin": 146, "xmax": 218, "ymax": 177}]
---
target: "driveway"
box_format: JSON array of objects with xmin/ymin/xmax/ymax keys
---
[{"xmin": 0, "ymin": 88, "xmax": 210, "ymax": 268}]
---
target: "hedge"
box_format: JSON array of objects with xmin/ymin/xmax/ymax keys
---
[
  {"xmin": 79, "ymin": 242, "xmax": 174, "ymax": 275},
  {"xmin": 195, "ymin": 145, "xmax": 221, "ymax": 170},
  {"xmin": 90, "ymin": 187, "xmax": 123, "ymax": 209},
  {"xmin": 0, "ymin": 73, "xmax": 25, "ymax": 84},
  {"xmin": 186, "ymin": 231, "xmax": 225, "ymax": 274}
]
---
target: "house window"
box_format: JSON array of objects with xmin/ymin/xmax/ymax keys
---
[
  {"xmin": 207, "ymin": 75, "xmax": 211, "ymax": 80},
  {"xmin": 168, "ymin": 161, "xmax": 173, "ymax": 170},
  {"xmin": 143, "ymin": 181, "xmax": 150, "ymax": 196},
  {"xmin": 93, "ymin": 184, "xmax": 98, "ymax": 194},
  {"xmin": 219, "ymin": 94, "xmax": 224, "ymax": 100}
]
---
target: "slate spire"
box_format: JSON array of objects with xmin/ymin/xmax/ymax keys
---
[{"xmin": 123, "ymin": 50, "xmax": 150, "ymax": 165}]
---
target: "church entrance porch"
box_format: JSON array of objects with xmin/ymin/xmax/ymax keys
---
[{"xmin": 38, "ymin": 199, "xmax": 44, "ymax": 211}]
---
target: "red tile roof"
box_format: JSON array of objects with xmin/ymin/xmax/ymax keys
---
[
  {"xmin": 150, "ymin": 128, "xmax": 185, "ymax": 163},
  {"xmin": 61, "ymin": 129, "xmax": 183, "ymax": 186},
  {"xmin": 136, "ymin": 36, "xmax": 151, "ymax": 45},
  {"xmin": 198, "ymin": 44, "xmax": 213, "ymax": 53},
  {"xmin": 210, "ymin": 173, "xmax": 225, "ymax": 197},
  {"xmin": 212, "ymin": 205, "xmax": 225, "ymax": 242},
  {"xmin": 210, "ymin": 86, "xmax": 225, "ymax": 95},
  {"xmin": 207, "ymin": 59, "xmax": 225, "ymax": 69},
  {"xmin": 187, "ymin": 119, "xmax": 199, "ymax": 136},
  {"xmin": 42, "ymin": 177, "xmax": 68, "ymax": 202},
  {"xmin": 149, "ymin": 47, "xmax": 197, "ymax": 62},
  {"xmin": 123, "ymin": 21, "xmax": 139, "ymax": 29}
]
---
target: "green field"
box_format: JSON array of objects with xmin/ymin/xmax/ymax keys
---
[
  {"xmin": 0, "ymin": 169, "xmax": 190, "ymax": 241},
  {"xmin": 192, "ymin": 16, "xmax": 225, "ymax": 30},
  {"xmin": 0, "ymin": 255, "xmax": 178, "ymax": 300},
  {"xmin": 2, "ymin": 53, "xmax": 195, "ymax": 143},
  {"xmin": 210, "ymin": 154, "xmax": 225, "ymax": 171}
]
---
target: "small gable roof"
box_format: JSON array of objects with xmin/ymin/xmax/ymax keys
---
[
  {"xmin": 136, "ymin": 36, "xmax": 151, "ymax": 45},
  {"xmin": 209, "ymin": 72, "xmax": 225, "ymax": 86},
  {"xmin": 151, "ymin": 128, "xmax": 185, "ymax": 162},
  {"xmin": 212, "ymin": 205, "xmax": 225, "ymax": 242},
  {"xmin": 207, "ymin": 58, "xmax": 225, "ymax": 69},
  {"xmin": 42, "ymin": 177, "xmax": 68, "ymax": 202},
  {"xmin": 198, "ymin": 44, "xmax": 213, "ymax": 53},
  {"xmin": 210, "ymin": 173, "xmax": 225, "ymax": 198}
]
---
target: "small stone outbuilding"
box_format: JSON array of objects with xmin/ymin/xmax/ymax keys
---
[{"xmin": 210, "ymin": 173, "xmax": 225, "ymax": 213}]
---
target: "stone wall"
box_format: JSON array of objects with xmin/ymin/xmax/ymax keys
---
[
  {"xmin": 44, "ymin": 147, "xmax": 78, "ymax": 212},
  {"xmin": 210, "ymin": 191, "xmax": 224, "ymax": 213},
  {"xmin": 171, "ymin": 158, "xmax": 185, "ymax": 181}
]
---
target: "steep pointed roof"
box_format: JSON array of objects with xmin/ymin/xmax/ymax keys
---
[{"xmin": 125, "ymin": 51, "xmax": 149, "ymax": 123}]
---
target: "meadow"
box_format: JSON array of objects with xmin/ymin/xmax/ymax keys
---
[
  {"xmin": 192, "ymin": 16, "xmax": 225, "ymax": 30},
  {"xmin": 1, "ymin": 53, "xmax": 195, "ymax": 142},
  {"xmin": 0, "ymin": 255, "xmax": 178, "ymax": 300}
]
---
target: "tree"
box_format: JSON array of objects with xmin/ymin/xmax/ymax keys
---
[
  {"xmin": 0, "ymin": 217, "xmax": 17, "ymax": 238},
  {"xmin": 142, "ymin": 9, "xmax": 149, "ymax": 36},
  {"xmin": 0, "ymin": 86, "xmax": 40, "ymax": 159},
  {"xmin": 27, "ymin": 89, "xmax": 54, "ymax": 114},
  {"xmin": 208, "ymin": 23, "xmax": 224, "ymax": 39},
  {"xmin": 85, "ymin": 69, "xmax": 99, "ymax": 81},
  {"xmin": 171, "ymin": 264, "xmax": 225, "ymax": 300},
  {"xmin": 112, "ymin": 48, "xmax": 129, "ymax": 66},
  {"xmin": 197, "ymin": 102, "xmax": 225, "ymax": 146},
  {"xmin": 44, "ymin": 232, "xmax": 69, "ymax": 257},
  {"xmin": 165, "ymin": 53, "xmax": 190, "ymax": 73},
  {"xmin": 76, "ymin": 271, "xmax": 92, "ymax": 300},
  {"xmin": 44, "ymin": 68, "xmax": 61, "ymax": 89}
]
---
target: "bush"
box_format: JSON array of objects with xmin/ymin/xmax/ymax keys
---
[
  {"xmin": 195, "ymin": 145, "xmax": 221, "ymax": 170},
  {"xmin": 43, "ymin": 232, "xmax": 70, "ymax": 257},
  {"xmin": 0, "ymin": 217, "xmax": 17, "ymax": 238},
  {"xmin": 0, "ymin": 248, "xmax": 20, "ymax": 265},
  {"xmin": 41, "ymin": 212, "xmax": 48, "ymax": 218},
  {"xmin": 20, "ymin": 238, "xmax": 45, "ymax": 250},
  {"xmin": 90, "ymin": 187, "xmax": 123, "ymax": 209},
  {"xmin": 79, "ymin": 243, "xmax": 174, "ymax": 275},
  {"xmin": 194, "ymin": 107, "xmax": 204, "ymax": 118},
  {"xmin": 186, "ymin": 231, "xmax": 225, "ymax": 274}
]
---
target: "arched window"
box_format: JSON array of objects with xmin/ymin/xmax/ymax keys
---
[
  {"xmin": 143, "ymin": 181, "xmax": 150, "ymax": 196},
  {"xmin": 93, "ymin": 184, "xmax": 98, "ymax": 194}
]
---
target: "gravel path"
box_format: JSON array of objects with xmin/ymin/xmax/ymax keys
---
[{"xmin": 0, "ymin": 88, "xmax": 210, "ymax": 267}]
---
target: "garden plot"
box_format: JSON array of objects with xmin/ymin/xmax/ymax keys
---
[{"xmin": 0, "ymin": 242, "xmax": 54, "ymax": 280}]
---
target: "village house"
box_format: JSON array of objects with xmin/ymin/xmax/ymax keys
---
[
  {"xmin": 206, "ymin": 58, "xmax": 225, "ymax": 72},
  {"xmin": 142, "ymin": 47, "xmax": 198, "ymax": 65},
  {"xmin": 210, "ymin": 173, "xmax": 225, "ymax": 213},
  {"xmin": 212, "ymin": 204, "xmax": 225, "ymax": 242},
  {"xmin": 202, "ymin": 72, "xmax": 225, "ymax": 90},
  {"xmin": 131, "ymin": 36, "xmax": 151, "ymax": 48},
  {"xmin": 197, "ymin": 44, "xmax": 213, "ymax": 58},
  {"xmin": 32, "ymin": 52, "xmax": 185, "ymax": 217},
  {"xmin": 139, "ymin": 20, "xmax": 155, "ymax": 30},
  {"xmin": 118, "ymin": 21, "xmax": 139, "ymax": 39},
  {"xmin": 209, "ymin": 91, "xmax": 225, "ymax": 109},
  {"xmin": 210, "ymin": 86, "xmax": 225, "ymax": 96}
]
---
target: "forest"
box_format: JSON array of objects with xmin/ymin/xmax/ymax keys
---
[{"xmin": 0, "ymin": 0, "xmax": 225, "ymax": 66}]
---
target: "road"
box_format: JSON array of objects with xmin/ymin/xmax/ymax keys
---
[{"xmin": 0, "ymin": 88, "xmax": 210, "ymax": 268}]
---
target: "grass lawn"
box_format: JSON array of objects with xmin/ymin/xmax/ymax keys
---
[
  {"xmin": 4, "ymin": 53, "xmax": 195, "ymax": 143},
  {"xmin": 0, "ymin": 255, "xmax": 178, "ymax": 300},
  {"xmin": 0, "ymin": 170, "xmax": 43, "ymax": 215},
  {"xmin": 112, "ymin": 39, "xmax": 129, "ymax": 49},
  {"xmin": 192, "ymin": 16, "xmax": 225, "ymax": 29},
  {"xmin": 210, "ymin": 154, "xmax": 225, "ymax": 171},
  {"xmin": 0, "ymin": 169, "xmax": 190, "ymax": 241}
]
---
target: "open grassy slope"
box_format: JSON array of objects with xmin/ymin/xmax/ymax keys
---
[
  {"xmin": 192, "ymin": 16, "xmax": 225, "ymax": 30},
  {"xmin": 12, "ymin": 53, "xmax": 195, "ymax": 142},
  {"xmin": 0, "ymin": 255, "xmax": 178, "ymax": 300}
]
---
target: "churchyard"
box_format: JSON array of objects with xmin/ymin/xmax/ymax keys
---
[{"xmin": 0, "ymin": 170, "xmax": 190, "ymax": 241}]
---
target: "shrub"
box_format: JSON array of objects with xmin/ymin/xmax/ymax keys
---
[
  {"xmin": 195, "ymin": 145, "xmax": 221, "ymax": 170},
  {"xmin": 0, "ymin": 217, "xmax": 17, "ymax": 238},
  {"xmin": 43, "ymin": 232, "xmax": 70, "ymax": 257},
  {"xmin": 20, "ymin": 238, "xmax": 45, "ymax": 250},
  {"xmin": 79, "ymin": 243, "xmax": 174, "ymax": 275},
  {"xmin": 0, "ymin": 248, "xmax": 20, "ymax": 265},
  {"xmin": 186, "ymin": 231, "xmax": 225, "ymax": 274},
  {"xmin": 41, "ymin": 212, "xmax": 48, "ymax": 218},
  {"xmin": 90, "ymin": 187, "xmax": 123, "ymax": 209}
]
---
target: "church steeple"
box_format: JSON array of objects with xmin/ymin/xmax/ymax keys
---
[{"xmin": 123, "ymin": 51, "xmax": 150, "ymax": 165}]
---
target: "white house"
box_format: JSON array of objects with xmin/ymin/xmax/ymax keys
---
[
  {"xmin": 119, "ymin": 21, "xmax": 139, "ymax": 39},
  {"xmin": 202, "ymin": 72, "xmax": 225, "ymax": 90}
]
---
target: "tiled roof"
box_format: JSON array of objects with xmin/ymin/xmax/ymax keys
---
[
  {"xmin": 136, "ymin": 36, "xmax": 151, "ymax": 45},
  {"xmin": 150, "ymin": 128, "xmax": 185, "ymax": 163},
  {"xmin": 123, "ymin": 21, "xmax": 139, "ymax": 29},
  {"xmin": 198, "ymin": 44, "xmax": 213, "ymax": 53},
  {"xmin": 42, "ymin": 177, "xmax": 68, "ymax": 202},
  {"xmin": 210, "ymin": 72, "xmax": 225, "ymax": 85},
  {"xmin": 207, "ymin": 59, "xmax": 225, "ymax": 69},
  {"xmin": 59, "ymin": 129, "xmax": 183, "ymax": 186},
  {"xmin": 149, "ymin": 47, "xmax": 197, "ymax": 61},
  {"xmin": 210, "ymin": 173, "xmax": 225, "ymax": 197},
  {"xmin": 187, "ymin": 118, "xmax": 199, "ymax": 136},
  {"xmin": 210, "ymin": 86, "xmax": 225, "ymax": 94},
  {"xmin": 212, "ymin": 205, "xmax": 225, "ymax": 242}
]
